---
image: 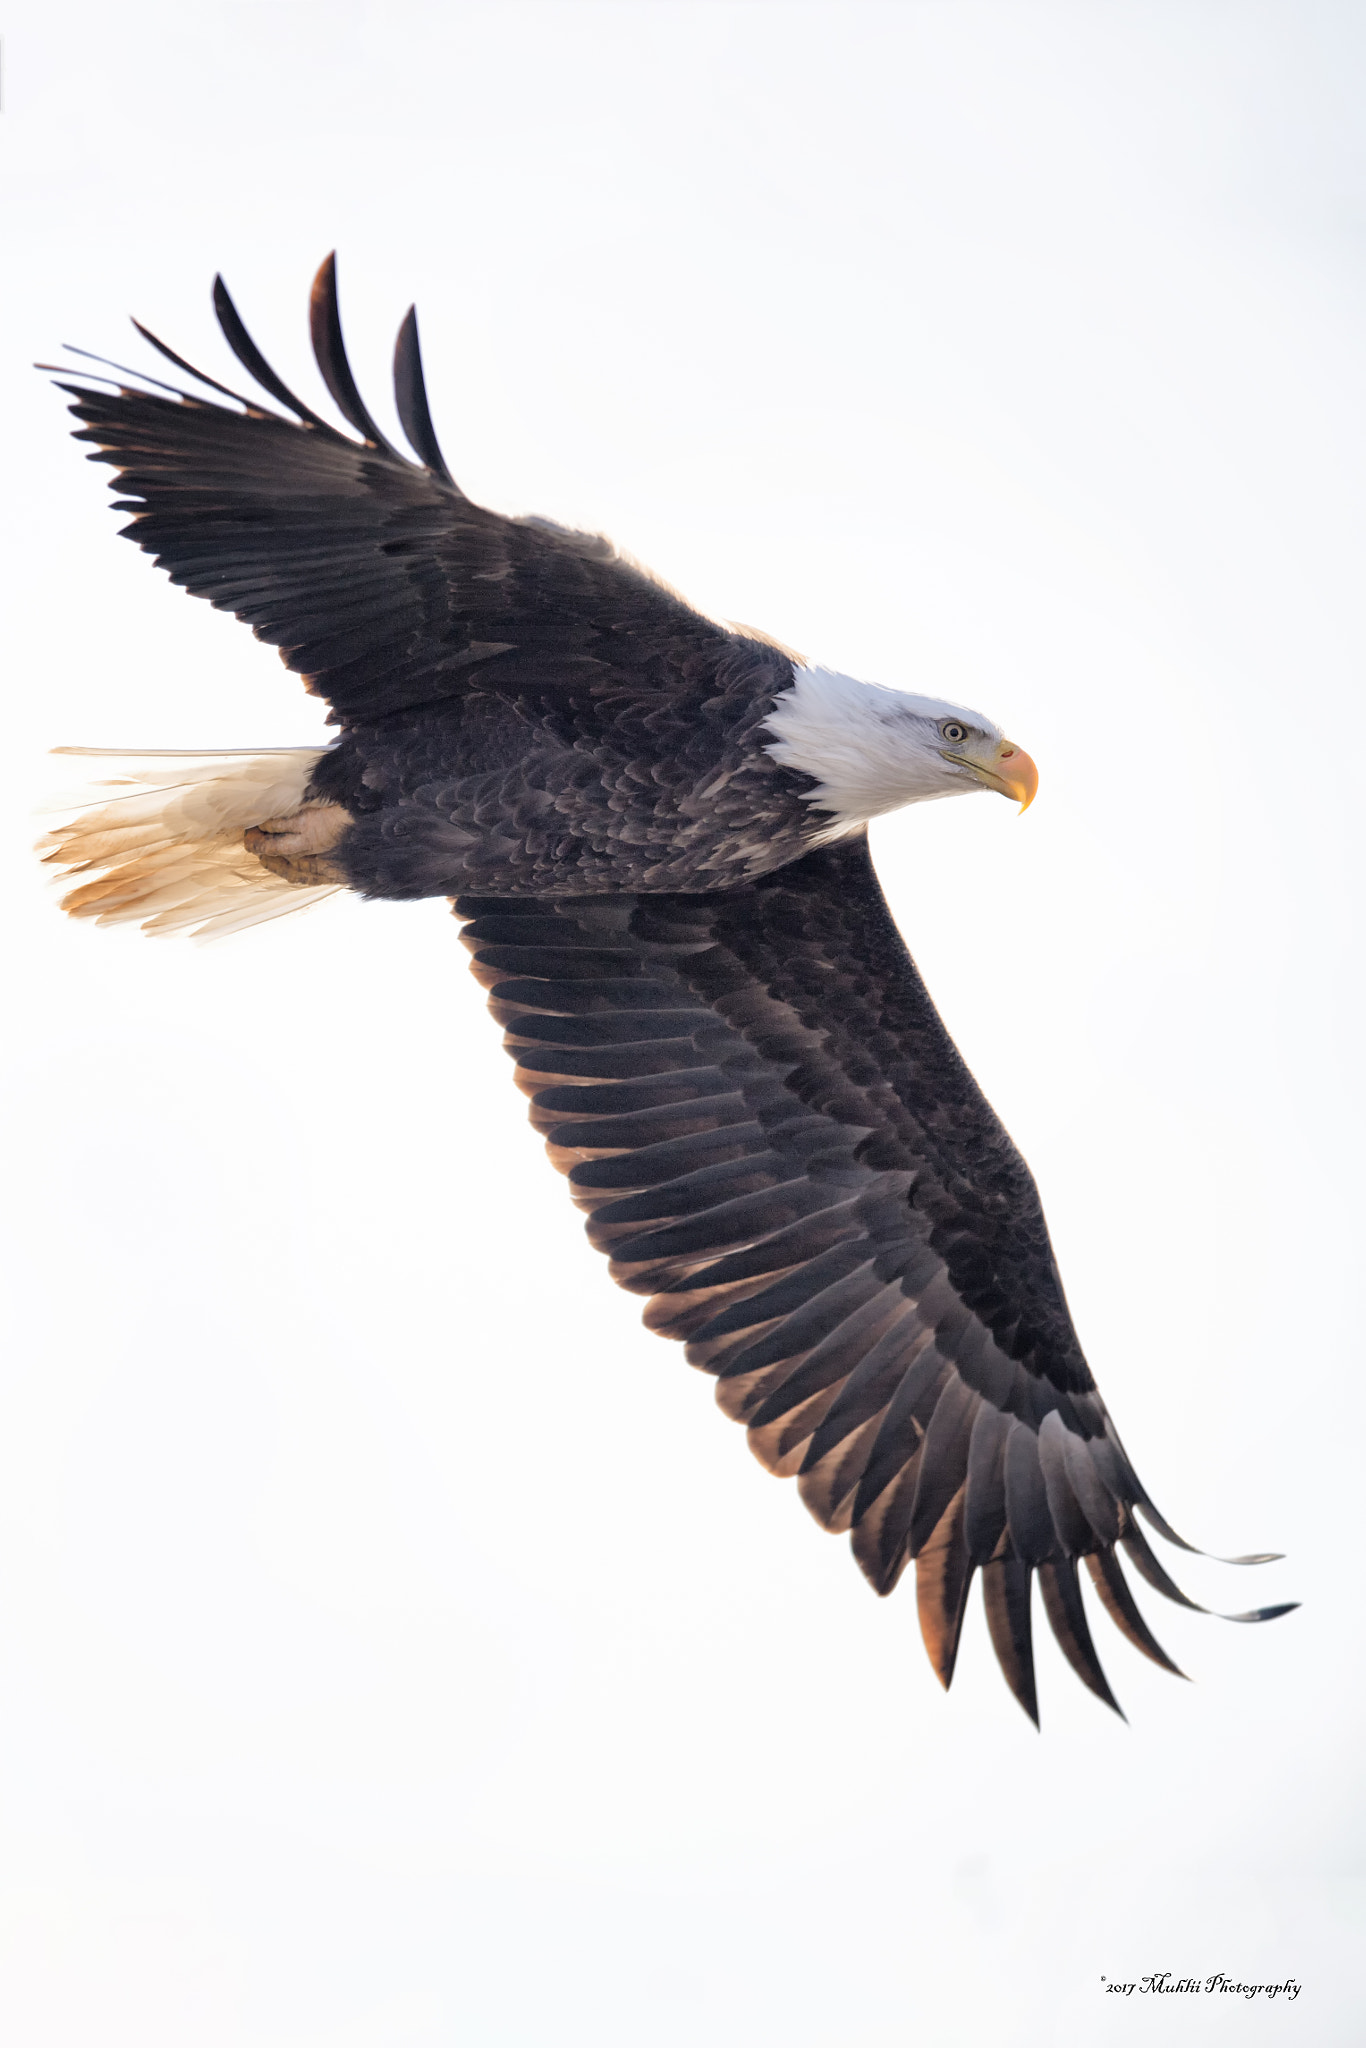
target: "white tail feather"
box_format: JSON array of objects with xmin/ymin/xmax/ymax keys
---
[{"xmin": 39, "ymin": 747, "xmax": 343, "ymax": 940}]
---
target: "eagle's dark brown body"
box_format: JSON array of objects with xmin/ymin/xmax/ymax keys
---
[{"xmin": 307, "ymin": 636, "xmax": 814, "ymax": 900}]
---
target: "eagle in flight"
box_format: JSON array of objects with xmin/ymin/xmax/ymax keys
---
[{"xmin": 41, "ymin": 257, "xmax": 1294, "ymax": 1724}]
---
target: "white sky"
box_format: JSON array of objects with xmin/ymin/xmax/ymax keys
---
[{"xmin": 2, "ymin": 3, "xmax": 1363, "ymax": 2042}]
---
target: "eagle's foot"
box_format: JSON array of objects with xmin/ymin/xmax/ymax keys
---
[{"xmin": 244, "ymin": 801, "xmax": 352, "ymax": 886}]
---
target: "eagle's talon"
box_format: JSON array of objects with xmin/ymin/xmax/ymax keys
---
[{"xmin": 244, "ymin": 801, "xmax": 351, "ymax": 886}]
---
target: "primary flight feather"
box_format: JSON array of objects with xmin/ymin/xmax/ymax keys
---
[{"xmin": 40, "ymin": 255, "xmax": 1294, "ymax": 1723}]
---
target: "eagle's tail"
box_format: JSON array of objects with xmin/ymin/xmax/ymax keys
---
[{"xmin": 38, "ymin": 746, "xmax": 344, "ymax": 941}]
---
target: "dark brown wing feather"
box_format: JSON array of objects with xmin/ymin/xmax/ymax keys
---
[
  {"xmin": 51, "ymin": 256, "xmax": 743, "ymax": 726},
  {"xmin": 392, "ymin": 306, "xmax": 457, "ymax": 488},
  {"xmin": 456, "ymin": 835, "xmax": 1295, "ymax": 1724}
]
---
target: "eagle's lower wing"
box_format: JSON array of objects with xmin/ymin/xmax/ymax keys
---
[
  {"xmin": 50, "ymin": 257, "xmax": 756, "ymax": 725},
  {"xmin": 457, "ymin": 834, "xmax": 1292, "ymax": 1722}
]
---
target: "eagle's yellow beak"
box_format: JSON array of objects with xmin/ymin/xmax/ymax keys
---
[{"xmin": 976, "ymin": 742, "xmax": 1038, "ymax": 811}]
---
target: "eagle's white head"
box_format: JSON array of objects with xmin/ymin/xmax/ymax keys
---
[{"xmin": 763, "ymin": 664, "xmax": 1038, "ymax": 842}]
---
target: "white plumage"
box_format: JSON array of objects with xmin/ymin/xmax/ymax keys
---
[
  {"xmin": 39, "ymin": 747, "xmax": 336, "ymax": 941},
  {"xmin": 762, "ymin": 665, "xmax": 1004, "ymax": 839}
]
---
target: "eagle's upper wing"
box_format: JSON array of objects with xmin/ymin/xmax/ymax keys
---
[
  {"xmin": 458, "ymin": 834, "xmax": 1293, "ymax": 1722},
  {"xmin": 50, "ymin": 257, "xmax": 753, "ymax": 725}
]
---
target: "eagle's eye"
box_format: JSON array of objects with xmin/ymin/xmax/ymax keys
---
[{"xmin": 941, "ymin": 721, "xmax": 967, "ymax": 744}]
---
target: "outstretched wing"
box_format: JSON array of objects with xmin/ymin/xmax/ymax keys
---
[
  {"xmin": 48, "ymin": 256, "xmax": 756, "ymax": 726},
  {"xmin": 457, "ymin": 835, "xmax": 1293, "ymax": 1723}
]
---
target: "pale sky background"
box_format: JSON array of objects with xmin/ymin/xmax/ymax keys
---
[{"xmin": 1, "ymin": 3, "xmax": 1363, "ymax": 2043}]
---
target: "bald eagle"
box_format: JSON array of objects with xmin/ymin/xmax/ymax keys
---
[{"xmin": 40, "ymin": 257, "xmax": 1293, "ymax": 1724}]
